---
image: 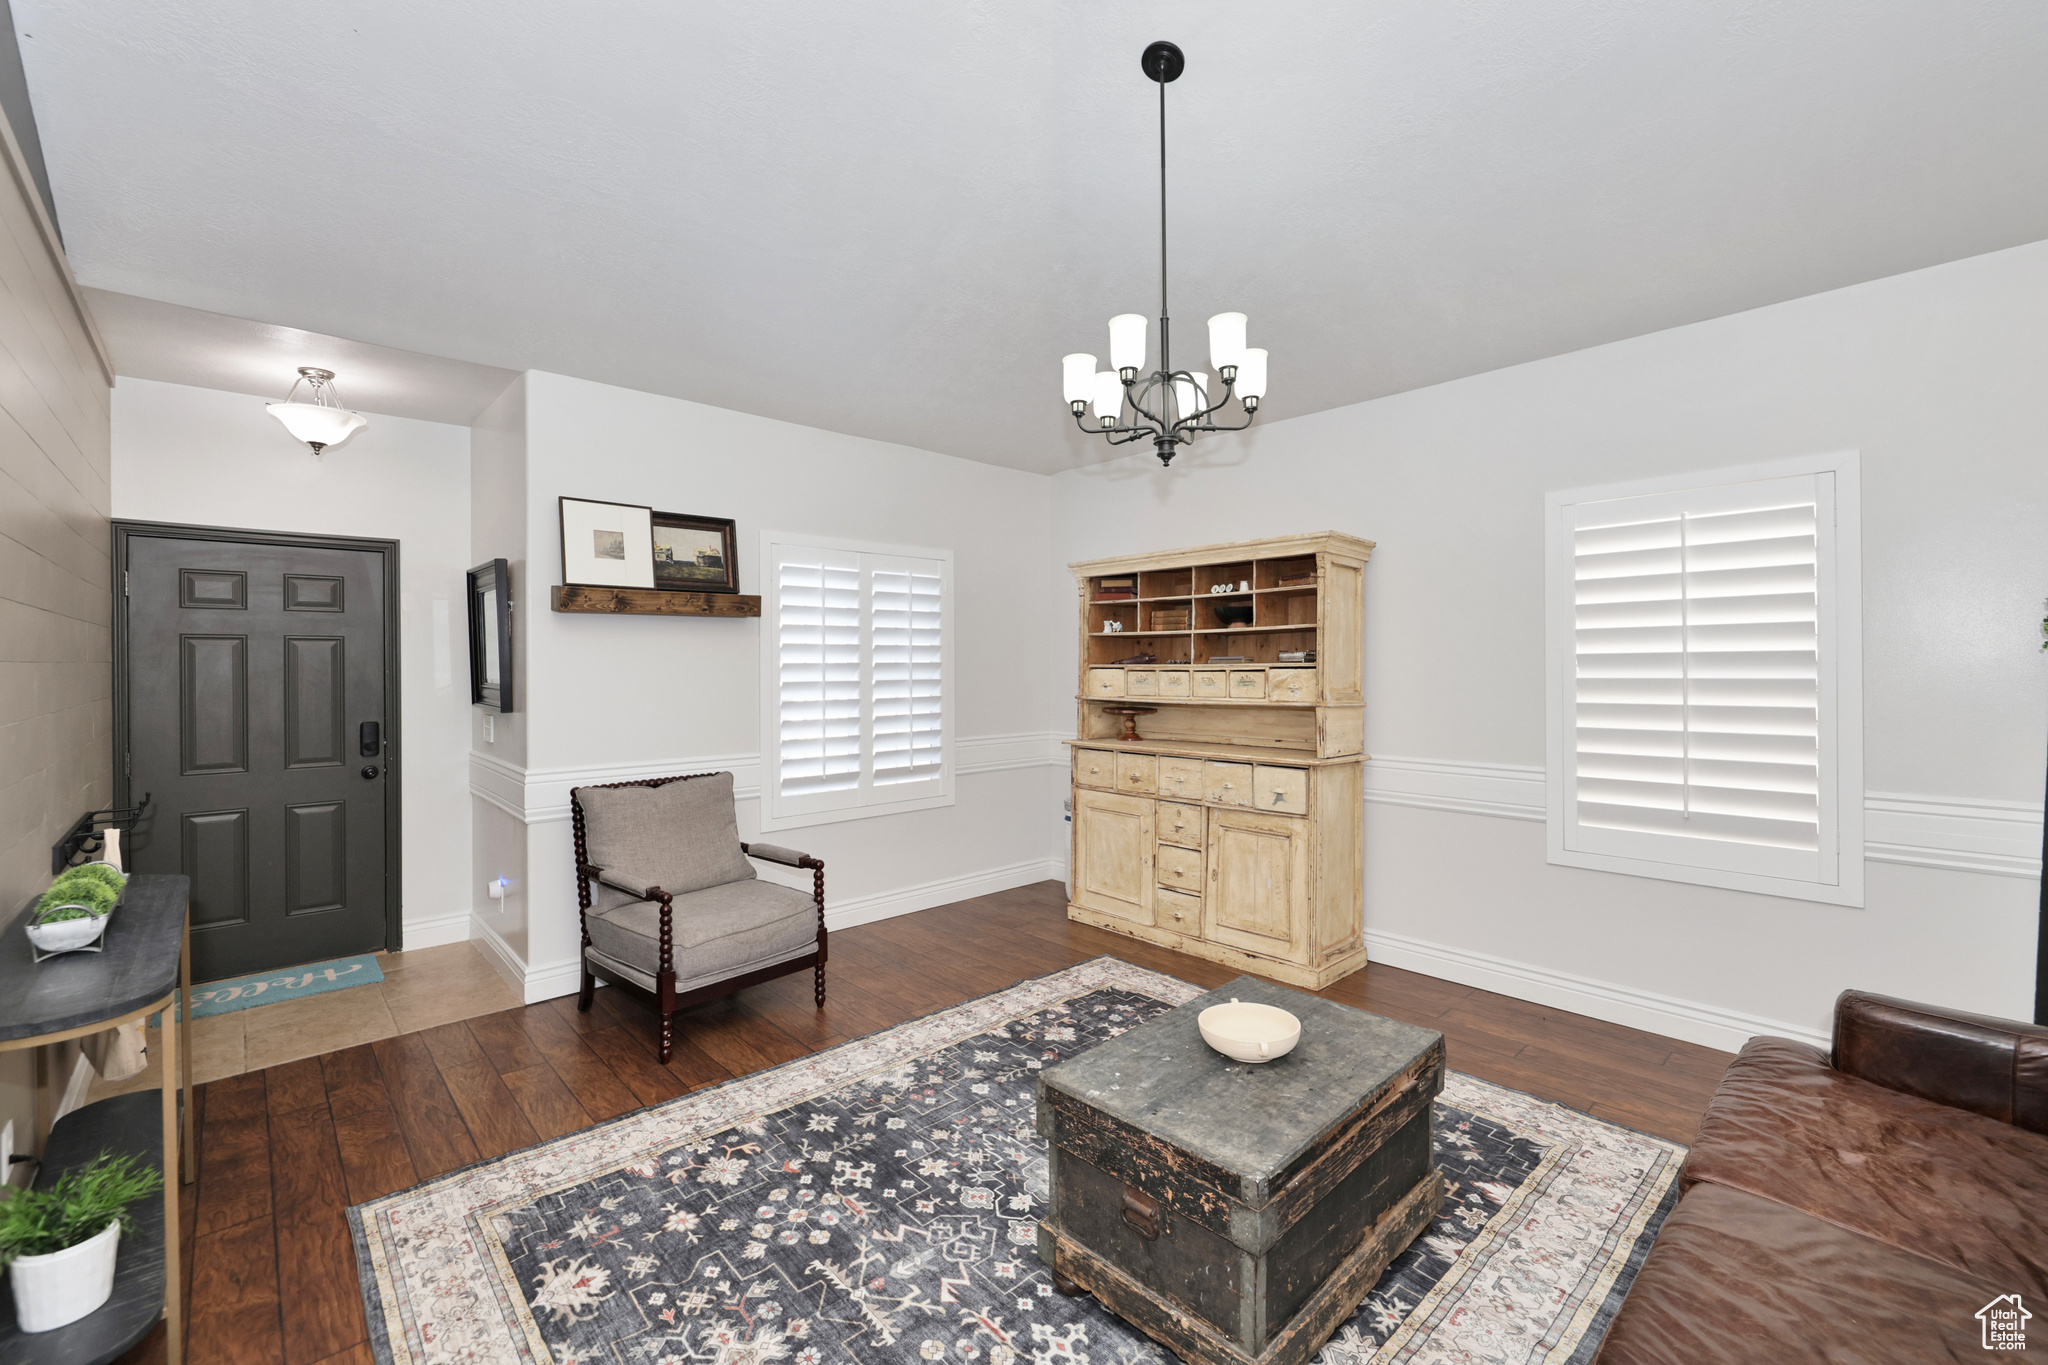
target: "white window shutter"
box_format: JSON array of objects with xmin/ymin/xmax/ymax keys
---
[
  {"xmin": 1546, "ymin": 457, "xmax": 1861, "ymax": 906},
  {"xmin": 761, "ymin": 534, "xmax": 954, "ymax": 829}
]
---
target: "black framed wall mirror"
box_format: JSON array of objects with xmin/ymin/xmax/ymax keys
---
[{"xmin": 467, "ymin": 559, "xmax": 515, "ymax": 712}]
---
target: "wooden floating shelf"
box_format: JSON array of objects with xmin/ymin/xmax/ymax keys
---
[{"xmin": 551, "ymin": 585, "xmax": 762, "ymax": 617}]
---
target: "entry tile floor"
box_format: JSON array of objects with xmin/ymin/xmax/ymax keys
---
[{"xmin": 87, "ymin": 940, "xmax": 523, "ymax": 1104}]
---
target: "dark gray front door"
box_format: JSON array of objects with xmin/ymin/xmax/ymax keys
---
[{"xmin": 124, "ymin": 534, "xmax": 392, "ymax": 979}]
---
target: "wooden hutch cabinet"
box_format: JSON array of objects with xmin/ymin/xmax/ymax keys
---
[{"xmin": 1066, "ymin": 532, "xmax": 1372, "ymax": 989}]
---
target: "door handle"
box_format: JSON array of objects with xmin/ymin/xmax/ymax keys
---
[
  {"xmin": 360, "ymin": 765, "xmax": 380, "ymax": 780},
  {"xmin": 359, "ymin": 720, "xmax": 381, "ymax": 757},
  {"xmin": 1121, "ymin": 1185, "xmax": 1163, "ymax": 1241}
]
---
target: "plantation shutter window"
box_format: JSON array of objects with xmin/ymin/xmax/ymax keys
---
[
  {"xmin": 762, "ymin": 534, "xmax": 953, "ymax": 828},
  {"xmin": 1545, "ymin": 458, "xmax": 1862, "ymax": 906}
]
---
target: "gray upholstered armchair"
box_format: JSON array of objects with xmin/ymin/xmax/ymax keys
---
[{"xmin": 570, "ymin": 771, "xmax": 825, "ymax": 1062}]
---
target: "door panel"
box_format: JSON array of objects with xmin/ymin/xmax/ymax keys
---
[
  {"xmin": 1205, "ymin": 809, "xmax": 1309, "ymax": 961},
  {"xmin": 127, "ymin": 534, "xmax": 391, "ymax": 978},
  {"xmin": 179, "ymin": 636, "xmax": 248, "ymax": 774},
  {"xmin": 181, "ymin": 809, "xmax": 250, "ymax": 927},
  {"xmin": 284, "ymin": 637, "xmax": 347, "ymax": 768},
  {"xmin": 1072, "ymin": 791, "xmax": 1155, "ymax": 927}
]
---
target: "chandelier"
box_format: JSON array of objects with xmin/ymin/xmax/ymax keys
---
[
  {"xmin": 1062, "ymin": 41, "xmax": 1266, "ymax": 468},
  {"xmin": 266, "ymin": 367, "xmax": 368, "ymax": 457}
]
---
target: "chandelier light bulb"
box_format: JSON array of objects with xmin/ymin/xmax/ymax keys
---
[
  {"xmin": 1062, "ymin": 353, "xmax": 1097, "ymax": 409},
  {"xmin": 1092, "ymin": 371, "xmax": 1124, "ymax": 426},
  {"xmin": 1236, "ymin": 348, "xmax": 1269, "ymax": 402},
  {"xmin": 1207, "ymin": 313, "xmax": 1247, "ymax": 374},
  {"xmin": 1108, "ymin": 314, "xmax": 1148, "ymax": 376}
]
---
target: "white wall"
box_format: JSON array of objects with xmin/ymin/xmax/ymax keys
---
[
  {"xmin": 110, "ymin": 376, "xmax": 479, "ymax": 948},
  {"xmin": 469, "ymin": 370, "xmax": 1061, "ymax": 1001},
  {"xmin": 1052, "ymin": 240, "xmax": 2048, "ymax": 1049}
]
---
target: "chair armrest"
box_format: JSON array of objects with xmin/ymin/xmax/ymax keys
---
[
  {"xmin": 1832, "ymin": 990, "xmax": 2048, "ymax": 1134},
  {"xmin": 743, "ymin": 842, "xmax": 821, "ymax": 869},
  {"xmin": 594, "ymin": 867, "xmax": 669, "ymax": 901}
]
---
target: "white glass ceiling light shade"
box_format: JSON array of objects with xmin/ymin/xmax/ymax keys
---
[
  {"xmin": 1173, "ymin": 371, "xmax": 1210, "ymax": 423},
  {"xmin": 1108, "ymin": 314, "xmax": 1148, "ymax": 375},
  {"xmin": 266, "ymin": 368, "xmax": 367, "ymax": 456},
  {"xmin": 1236, "ymin": 348, "xmax": 1269, "ymax": 403},
  {"xmin": 1207, "ymin": 313, "xmax": 1247, "ymax": 373},
  {"xmin": 1092, "ymin": 371, "xmax": 1124, "ymax": 425},
  {"xmin": 1062, "ymin": 353, "xmax": 1097, "ymax": 407}
]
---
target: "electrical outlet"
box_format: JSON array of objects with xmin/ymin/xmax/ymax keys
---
[
  {"xmin": 484, "ymin": 714, "xmax": 496, "ymax": 743},
  {"xmin": 488, "ymin": 877, "xmax": 508, "ymax": 900}
]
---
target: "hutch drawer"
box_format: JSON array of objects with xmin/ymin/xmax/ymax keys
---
[
  {"xmin": 1115, "ymin": 752, "xmax": 1159, "ymax": 795},
  {"xmin": 1157, "ymin": 800, "xmax": 1204, "ymax": 849},
  {"xmin": 1125, "ymin": 669, "xmax": 1159, "ymax": 696},
  {"xmin": 1155, "ymin": 843, "xmax": 1204, "ymax": 894},
  {"xmin": 1157, "ymin": 669, "xmax": 1191, "ymax": 698},
  {"xmin": 1158, "ymin": 757, "xmax": 1205, "ymax": 800},
  {"xmin": 1228, "ymin": 669, "xmax": 1267, "ymax": 699},
  {"xmin": 1205, "ymin": 760, "xmax": 1254, "ymax": 807},
  {"xmin": 1267, "ymin": 668, "xmax": 1316, "ymax": 703},
  {"xmin": 1074, "ymin": 749, "xmax": 1115, "ymax": 789},
  {"xmin": 1193, "ymin": 669, "xmax": 1228, "ymax": 698},
  {"xmin": 1087, "ymin": 668, "xmax": 1125, "ymax": 698},
  {"xmin": 1155, "ymin": 887, "xmax": 1201, "ymax": 932},
  {"xmin": 1253, "ymin": 764, "xmax": 1309, "ymax": 815}
]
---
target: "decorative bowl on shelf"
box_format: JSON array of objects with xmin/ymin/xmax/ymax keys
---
[
  {"xmin": 1198, "ymin": 998, "xmax": 1301, "ymax": 1063},
  {"xmin": 1212, "ymin": 600, "xmax": 1254, "ymax": 627}
]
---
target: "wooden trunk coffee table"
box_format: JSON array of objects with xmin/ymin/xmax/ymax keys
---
[{"xmin": 1036, "ymin": 976, "xmax": 1444, "ymax": 1365}]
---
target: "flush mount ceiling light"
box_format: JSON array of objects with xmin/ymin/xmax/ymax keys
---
[
  {"xmin": 1062, "ymin": 41, "xmax": 1266, "ymax": 468},
  {"xmin": 266, "ymin": 367, "xmax": 367, "ymax": 457}
]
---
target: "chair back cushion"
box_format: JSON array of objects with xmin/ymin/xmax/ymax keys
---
[{"xmin": 575, "ymin": 773, "xmax": 757, "ymax": 896}]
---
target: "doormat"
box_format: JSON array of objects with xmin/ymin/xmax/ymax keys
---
[
  {"xmin": 183, "ymin": 954, "xmax": 384, "ymax": 1019},
  {"xmin": 350, "ymin": 958, "xmax": 1683, "ymax": 1365}
]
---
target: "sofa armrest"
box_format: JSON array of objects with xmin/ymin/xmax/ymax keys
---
[
  {"xmin": 594, "ymin": 867, "xmax": 669, "ymax": 901},
  {"xmin": 743, "ymin": 842, "xmax": 820, "ymax": 869},
  {"xmin": 1832, "ymin": 990, "xmax": 2048, "ymax": 1134}
]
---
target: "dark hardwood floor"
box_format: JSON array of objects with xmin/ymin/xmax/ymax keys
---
[{"xmin": 118, "ymin": 879, "xmax": 1732, "ymax": 1365}]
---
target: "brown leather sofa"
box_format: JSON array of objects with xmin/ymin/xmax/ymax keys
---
[{"xmin": 1595, "ymin": 991, "xmax": 2048, "ymax": 1363}]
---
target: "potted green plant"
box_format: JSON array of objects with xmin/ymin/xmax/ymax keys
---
[
  {"xmin": 26, "ymin": 864, "xmax": 125, "ymax": 957},
  {"xmin": 0, "ymin": 1151, "xmax": 162, "ymax": 1332}
]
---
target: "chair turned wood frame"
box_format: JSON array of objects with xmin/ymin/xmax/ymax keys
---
[{"xmin": 570, "ymin": 771, "xmax": 826, "ymax": 1063}]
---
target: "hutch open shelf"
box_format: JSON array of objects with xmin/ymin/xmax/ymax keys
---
[{"xmin": 1066, "ymin": 532, "xmax": 1372, "ymax": 989}]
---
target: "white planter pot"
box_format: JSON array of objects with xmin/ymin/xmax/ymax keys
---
[
  {"xmin": 8, "ymin": 1218, "xmax": 120, "ymax": 1332},
  {"xmin": 25, "ymin": 912, "xmax": 109, "ymax": 955}
]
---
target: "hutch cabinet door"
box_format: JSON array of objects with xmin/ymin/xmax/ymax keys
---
[
  {"xmin": 1073, "ymin": 791, "xmax": 1156, "ymax": 927},
  {"xmin": 1204, "ymin": 808, "xmax": 1309, "ymax": 960}
]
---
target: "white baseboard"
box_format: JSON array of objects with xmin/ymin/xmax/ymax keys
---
[
  {"xmin": 401, "ymin": 911, "xmax": 474, "ymax": 951},
  {"xmin": 1363, "ymin": 925, "xmax": 1830, "ymax": 1053},
  {"xmin": 466, "ymin": 859, "xmax": 1065, "ymax": 1004}
]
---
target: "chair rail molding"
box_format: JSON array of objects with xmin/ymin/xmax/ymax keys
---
[{"xmin": 1363, "ymin": 755, "xmax": 2043, "ymax": 880}]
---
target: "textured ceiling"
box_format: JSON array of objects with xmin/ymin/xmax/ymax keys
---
[{"xmin": 17, "ymin": 1, "xmax": 2048, "ymax": 473}]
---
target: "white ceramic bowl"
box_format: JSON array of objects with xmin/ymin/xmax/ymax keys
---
[
  {"xmin": 26, "ymin": 912, "xmax": 109, "ymax": 954},
  {"xmin": 1197, "ymin": 998, "xmax": 1301, "ymax": 1064}
]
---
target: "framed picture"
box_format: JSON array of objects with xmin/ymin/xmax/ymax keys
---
[
  {"xmin": 651, "ymin": 511, "xmax": 740, "ymax": 594},
  {"xmin": 560, "ymin": 497, "xmax": 655, "ymax": 588},
  {"xmin": 466, "ymin": 558, "xmax": 514, "ymax": 711}
]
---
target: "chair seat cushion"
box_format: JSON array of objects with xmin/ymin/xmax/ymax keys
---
[
  {"xmin": 1681, "ymin": 1035, "xmax": 2048, "ymax": 1296},
  {"xmin": 1593, "ymin": 1182, "xmax": 1999, "ymax": 1364},
  {"xmin": 586, "ymin": 879, "xmax": 817, "ymax": 987},
  {"xmin": 575, "ymin": 774, "xmax": 756, "ymax": 899}
]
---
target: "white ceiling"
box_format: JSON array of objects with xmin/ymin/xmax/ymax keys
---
[
  {"xmin": 17, "ymin": 2, "xmax": 2048, "ymax": 473},
  {"xmin": 86, "ymin": 289, "xmax": 518, "ymax": 425}
]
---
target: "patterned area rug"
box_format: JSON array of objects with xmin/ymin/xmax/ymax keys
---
[{"xmin": 351, "ymin": 959, "xmax": 1682, "ymax": 1365}]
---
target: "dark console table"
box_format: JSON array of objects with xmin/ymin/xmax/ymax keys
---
[{"xmin": 0, "ymin": 873, "xmax": 191, "ymax": 1365}]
